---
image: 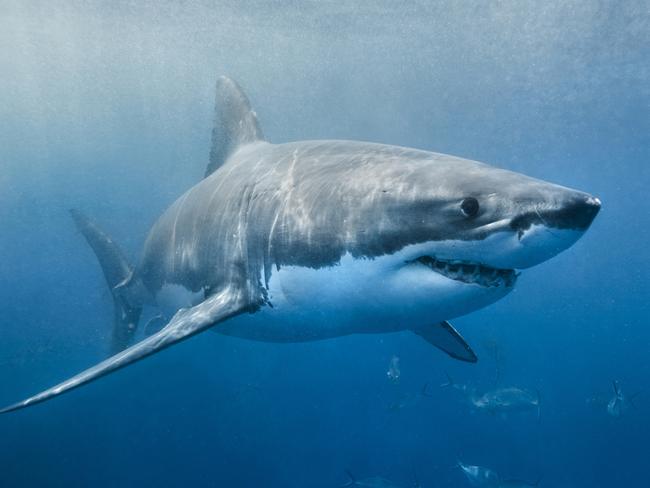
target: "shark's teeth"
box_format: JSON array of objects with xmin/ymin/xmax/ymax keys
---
[{"xmin": 413, "ymin": 256, "xmax": 517, "ymax": 288}]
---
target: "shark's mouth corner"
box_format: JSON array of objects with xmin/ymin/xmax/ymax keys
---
[{"xmin": 412, "ymin": 256, "xmax": 518, "ymax": 288}]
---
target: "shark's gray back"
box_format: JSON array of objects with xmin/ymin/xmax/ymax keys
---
[
  {"xmin": 138, "ymin": 139, "xmax": 466, "ymax": 300},
  {"xmin": 137, "ymin": 77, "xmax": 582, "ymax": 306}
]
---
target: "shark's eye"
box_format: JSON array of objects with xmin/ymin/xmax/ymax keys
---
[{"xmin": 461, "ymin": 197, "xmax": 479, "ymax": 217}]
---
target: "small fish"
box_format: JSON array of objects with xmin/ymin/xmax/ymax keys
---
[
  {"xmin": 440, "ymin": 372, "xmax": 472, "ymax": 395},
  {"xmin": 606, "ymin": 380, "xmax": 639, "ymax": 418},
  {"xmin": 457, "ymin": 461, "xmax": 500, "ymax": 487},
  {"xmin": 607, "ymin": 381, "xmax": 625, "ymax": 417},
  {"xmin": 458, "ymin": 462, "xmax": 541, "ymax": 488},
  {"xmin": 387, "ymin": 355, "xmax": 401, "ymax": 383},
  {"xmin": 471, "ymin": 387, "xmax": 541, "ymax": 420}
]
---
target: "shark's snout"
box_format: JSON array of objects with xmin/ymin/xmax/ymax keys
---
[
  {"xmin": 510, "ymin": 192, "xmax": 601, "ymax": 235},
  {"xmin": 552, "ymin": 194, "xmax": 601, "ymax": 230},
  {"xmin": 500, "ymin": 191, "xmax": 601, "ymax": 270}
]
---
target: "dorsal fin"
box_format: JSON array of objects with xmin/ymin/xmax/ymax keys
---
[{"xmin": 205, "ymin": 76, "xmax": 264, "ymax": 177}]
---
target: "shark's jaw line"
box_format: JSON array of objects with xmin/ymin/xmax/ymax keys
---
[{"xmin": 410, "ymin": 255, "xmax": 518, "ymax": 288}]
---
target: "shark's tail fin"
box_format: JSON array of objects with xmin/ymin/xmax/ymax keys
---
[
  {"xmin": 421, "ymin": 383, "xmax": 432, "ymax": 397},
  {"xmin": 70, "ymin": 209, "xmax": 142, "ymax": 353},
  {"xmin": 536, "ymin": 388, "xmax": 542, "ymax": 423}
]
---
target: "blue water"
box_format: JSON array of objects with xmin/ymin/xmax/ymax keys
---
[{"xmin": 0, "ymin": 2, "xmax": 648, "ymax": 487}]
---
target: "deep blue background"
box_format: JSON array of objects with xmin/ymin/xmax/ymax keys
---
[{"xmin": 0, "ymin": 2, "xmax": 648, "ymax": 487}]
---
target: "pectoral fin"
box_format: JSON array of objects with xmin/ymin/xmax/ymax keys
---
[
  {"xmin": 412, "ymin": 321, "xmax": 477, "ymax": 363},
  {"xmin": 0, "ymin": 287, "xmax": 252, "ymax": 414}
]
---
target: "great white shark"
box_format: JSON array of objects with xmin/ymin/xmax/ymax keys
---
[{"xmin": 0, "ymin": 76, "xmax": 600, "ymax": 413}]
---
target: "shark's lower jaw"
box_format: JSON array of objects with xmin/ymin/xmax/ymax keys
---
[{"xmin": 413, "ymin": 256, "xmax": 517, "ymax": 288}]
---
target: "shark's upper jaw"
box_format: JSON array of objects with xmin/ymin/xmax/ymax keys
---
[
  {"xmin": 393, "ymin": 186, "xmax": 601, "ymax": 281},
  {"xmin": 411, "ymin": 255, "xmax": 517, "ymax": 288}
]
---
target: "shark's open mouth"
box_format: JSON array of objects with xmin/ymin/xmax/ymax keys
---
[{"xmin": 413, "ymin": 256, "xmax": 517, "ymax": 288}]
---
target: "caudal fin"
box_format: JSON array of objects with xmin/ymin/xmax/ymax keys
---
[{"xmin": 70, "ymin": 209, "xmax": 142, "ymax": 352}]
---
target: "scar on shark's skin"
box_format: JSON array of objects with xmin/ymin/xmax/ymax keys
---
[{"xmin": 0, "ymin": 76, "xmax": 600, "ymax": 413}]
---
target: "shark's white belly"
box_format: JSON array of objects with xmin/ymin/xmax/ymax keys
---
[
  {"xmin": 213, "ymin": 250, "xmax": 509, "ymax": 343},
  {"xmin": 152, "ymin": 222, "xmax": 580, "ymax": 344},
  {"xmin": 215, "ymin": 257, "xmax": 402, "ymax": 342}
]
